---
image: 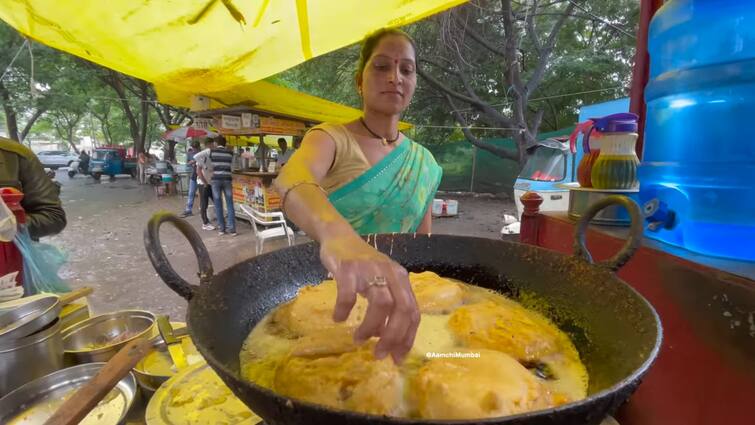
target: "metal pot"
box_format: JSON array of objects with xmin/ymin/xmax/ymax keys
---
[
  {"xmin": 61, "ymin": 310, "xmax": 156, "ymax": 365},
  {"xmin": 565, "ymin": 184, "xmax": 640, "ymax": 226},
  {"xmin": 0, "ymin": 318, "xmax": 63, "ymax": 397},
  {"xmin": 144, "ymin": 196, "xmax": 663, "ymax": 425}
]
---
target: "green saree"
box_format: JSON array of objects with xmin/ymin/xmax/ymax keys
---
[{"xmin": 328, "ymin": 138, "xmax": 442, "ymax": 234}]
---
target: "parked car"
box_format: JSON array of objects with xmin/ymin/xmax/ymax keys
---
[{"xmin": 36, "ymin": 150, "xmax": 78, "ymax": 169}]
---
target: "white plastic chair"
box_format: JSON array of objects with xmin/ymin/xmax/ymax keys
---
[{"xmin": 239, "ymin": 204, "xmax": 295, "ymax": 255}]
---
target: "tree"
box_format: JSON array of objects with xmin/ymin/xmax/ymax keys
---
[
  {"xmin": 277, "ymin": 47, "xmax": 362, "ymax": 110},
  {"xmin": 414, "ymin": 0, "xmax": 638, "ymax": 165},
  {"xmin": 48, "ymin": 110, "xmax": 83, "ymax": 153},
  {"xmin": 151, "ymin": 102, "xmax": 192, "ymax": 161},
  {"xmin": 277, "ymin": 1, "xmax": 637, "ymax": 168},
  {"xmin": 0, "ymin": 23, "xmax": 51, "ymax": 142},
  {"xmin": 87, "ymin": 66, "xmax": 154, "ymax": 154},
  {"xmin": 40, "ymin": 54, "xmax": 99, "ymax": 152}
]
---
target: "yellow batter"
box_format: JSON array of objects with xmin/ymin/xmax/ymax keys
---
[
  {"xmin": 136, "ymin": 337, "xmax": 204, "ymax": 377},
  {"xmin": 240, "ymin": 272, "xmax": 588, "ymax": 420},
  {"xmin": 156, "ymin": 365, "xmax": 260, "ymax": 424}
]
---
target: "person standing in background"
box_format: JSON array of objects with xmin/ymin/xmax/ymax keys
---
[
  {"xmin": 240, "ymin": 147, "xmax": 254, "ymax": 170},
  {"xmin": 209, "ymin": 136, "xmax": 236, "ymax": 236},
  {"xmin": 180, "ymin": 140, "xmax": 201, "ymax": 217},
  {"xmin": 278, "ymin": 137, "xmax": 300, "ymax": 168},
  {"xmin": 193, "ymin": 138, "xmax": 216, "ymax": 230},
  {"xmin": 255, "ymin": 140, "xmax": 270, "ymax": 171},
  {"xmin": 0, "ymin": 136, "xmax": 66, "ymax": 239},
  {"xmin": 137, "ymin": 151, "xmax": 148, "ymax": 184}
]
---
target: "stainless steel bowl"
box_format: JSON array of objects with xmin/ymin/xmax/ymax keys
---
[
  {"xmin": 0, "ymin": 362, "xmax": 137, "ymax": 424},
  {"xmin": 62, "ymin": 310, "xmax": 155, "ymax": 365},
  {"xmin": 0, "ymin": 295, "xmax": 60, "ymax": 341},
  {"xmin": 133, "ymin": 322, "xmax": 193, "ymax": 395}
]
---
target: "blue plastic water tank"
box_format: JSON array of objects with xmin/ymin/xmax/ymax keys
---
[{"xmin": 640, "ymin": 0, "xmax": 755, "ymax": 261}]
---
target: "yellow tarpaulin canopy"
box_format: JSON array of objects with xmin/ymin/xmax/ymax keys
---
[
  {"xmin": 0, "ymin": 0, "xmax": 466, "ymax": 93},
  {"xmin": 155, "ymin": 81, "xmax": 412, "ymax": 130}
]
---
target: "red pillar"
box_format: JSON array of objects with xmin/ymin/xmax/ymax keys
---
[
  {"xmin": 519, "ymin": 192, "xmax": 543, "ymax": 245},
  {"xmin": 629, "ymin": 0, "xmax": 665, "ymax": 159}
]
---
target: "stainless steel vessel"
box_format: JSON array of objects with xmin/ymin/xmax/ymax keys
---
[
  {"xmin": 562, "ymin": 183, "xmax": 640, "ymax": 226},
  {"xmin": 0, "ymin": 362, "xmax": 138, "ymax": 424},
  {"xmin": 0, "ymin": 295, "xmax": 60, "ymax": 340},
  {"xmin": 0, "ymin": 318, "xmax": 63, "ymax": 397}
]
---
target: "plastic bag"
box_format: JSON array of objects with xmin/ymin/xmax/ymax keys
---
[
  {"xmin": 13, "ymin": 225, "xmax": 71, "ymax": 294},
  {"xmin": 0, "ymin": 196, "xmax": 17, "ymax": 242}
]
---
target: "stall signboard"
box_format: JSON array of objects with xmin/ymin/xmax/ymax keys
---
[
  {"xmin": 221, "ymin": 114, "xmax": 241, "ymax": 129},
  {"xmin": 193, "ymin": 117, "xmax": 214, "ymax": 130},
  {"xmin": 242, "ymin": 113, "xmax": 260, "ymax": 129},
  {"xmin": 211, "ymin": 111, "xmax": 307, "ymax": 136},
  {"xmin": 260, "ymin": 116, "xmax": 306, "ymax": 135}
]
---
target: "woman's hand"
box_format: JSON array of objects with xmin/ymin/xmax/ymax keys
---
[
  {"xmin": 319, "ymin": 229, "xmax": 420, "ymax": 364},
  {"xmin": 274, "ymin": 130, "xmax": 420, "ymax": 363}
]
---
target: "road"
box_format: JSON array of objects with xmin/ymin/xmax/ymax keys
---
[{"xmin": 44, "ymin": 170, "xmax": 516, "ymax": 320}]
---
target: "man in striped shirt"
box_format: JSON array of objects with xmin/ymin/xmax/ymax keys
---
[{"xmin": 209, "ymin": 136, "xmax": 237, "ymax": 236}]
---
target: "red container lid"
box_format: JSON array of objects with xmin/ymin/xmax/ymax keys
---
[{"xmin": 1, "ymin": 187, "xmax": 26, "ymax": 224}]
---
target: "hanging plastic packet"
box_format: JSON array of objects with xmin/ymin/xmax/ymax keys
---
[
  {"xmin": 0, "ymin": 196, "xmax": 17, "ymax": 242},
  {"xmin": 13, "ymin": 225, "xmax": 71, "ymax": 294}
]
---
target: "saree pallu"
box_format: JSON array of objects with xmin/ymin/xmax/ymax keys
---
[{"xmin": 328, "ymin": 140, "xmax": 442, "ymax": 234}]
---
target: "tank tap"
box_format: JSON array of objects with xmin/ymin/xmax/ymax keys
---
[{"xmin": 643, "ymin": 198, "xmax": 676, "ymax": 232}]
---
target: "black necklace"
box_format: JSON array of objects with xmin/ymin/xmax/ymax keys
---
[{"xmin": 360, "ymin": 117, "xmax": 400, "ymax": 146}]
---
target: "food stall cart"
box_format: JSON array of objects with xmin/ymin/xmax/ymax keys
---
[{"xmin": 189, "ymin": 106, "xmax": 312, "ymax": 217}]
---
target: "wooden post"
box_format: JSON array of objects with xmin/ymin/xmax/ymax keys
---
[{"xmin": 519, "ymin": 191, "xmax": 543, "ymax": 245}]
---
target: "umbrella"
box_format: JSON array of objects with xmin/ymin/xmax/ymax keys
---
[{"xmin": 162, "ymin": 127, "xmax": 218, "ymax": 141}]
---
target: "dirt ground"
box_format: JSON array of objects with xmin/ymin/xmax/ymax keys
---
[{"xmin": 45, "ymin": 170, "xmax": 517, "ymax": 320}]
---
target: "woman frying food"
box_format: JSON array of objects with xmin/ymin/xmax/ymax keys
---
[{"xmin": 274, "ymin": 28, "xmax": 442, "ymax": 364}]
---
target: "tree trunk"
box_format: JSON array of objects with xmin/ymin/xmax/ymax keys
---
[
  {"xmin": 138, "ymin": 81, "xmax": 149, "ymax": 154},
  {"xmin": 19, "ymin": 107, "xmax": 47, "ymax": 142},
  {"xmin": 100, "ymin": 120, "xmax": 112, "ymax": 146},
  {"xmin": 102, "ymin": 70, "xmax": 143, "ymax": 152},
  {"xmin": 166, "ymin": 140, "xmax": 177, "ymax": 162},
  {"xmin": 66, "ymin": 127, "xmax": 79, "ymax": 154},
  {"xmin": 0, "ymin": 80, "xmax": 20, "ymax": 142}
]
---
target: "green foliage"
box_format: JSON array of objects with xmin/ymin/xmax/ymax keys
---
[{"xmin": 278, "ymin": 44, "xmax": 362, "ymax": 110}]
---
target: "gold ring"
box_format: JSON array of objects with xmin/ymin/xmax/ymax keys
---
[{"xmin": 367, "ymin": 276, "xmax": 388, "ymax": 287}]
